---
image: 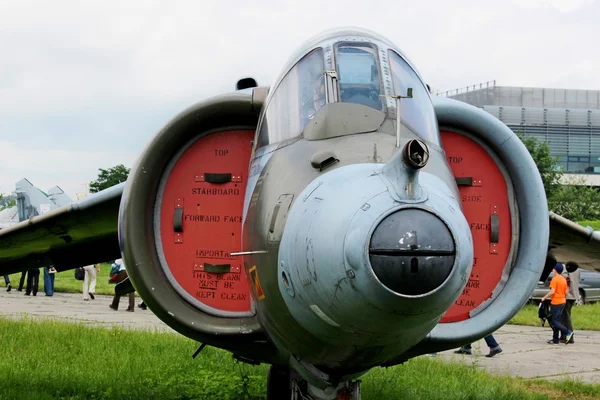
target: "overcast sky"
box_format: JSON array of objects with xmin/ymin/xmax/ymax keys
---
[{"xmin": 1, "ymin": 0, "xmax": 599, "ymax": 199}]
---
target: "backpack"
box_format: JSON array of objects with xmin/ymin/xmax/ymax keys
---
[
  {"xmin": 108, "ymin": 263, "xmax": 120, "ymax": 284},
  {"xmin": 538, "ymin": 300, "xmax": 552, "ymax": 326},
  {"xmin": 74, "ymin": 267, "xmax": 85, "ymax": 281}
]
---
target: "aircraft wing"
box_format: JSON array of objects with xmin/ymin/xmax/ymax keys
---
[
  {"xmin": 0, "ymin": 183, "xmax": 124, "ymax": 275},
  {"xmin": 547, "ymin": 211, "xmax": 600, "ymax": 276}
]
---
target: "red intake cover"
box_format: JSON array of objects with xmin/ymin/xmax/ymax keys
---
[
  {"xmin": 159, "ymin": 130, "xmax": 254, "ymax": 314},
  {"xmin": 440, "ymin": 131, "xmax": 513, "ymax": 322}
]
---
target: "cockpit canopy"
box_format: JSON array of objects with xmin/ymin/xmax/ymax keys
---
[
  {"xmin": 336, "ymin": 42, "xmax": 384, "ymax": 112},
  {"xmin": 256, "ymin": 30, "xmax": 439, "ymax": 148}
]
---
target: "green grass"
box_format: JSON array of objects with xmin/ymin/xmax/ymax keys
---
[
  {"xmin": 4, "ymin": 263, "xmax": 134, "ymax": 296},
  {"xmin": 0, "ymin": 317, "xmax": 266, "ymax": 400},
  {"xmin": 578, "ymin": 220, "xmax": 600, "ymax": 230},
  {"xmin": 510, "ymin": 302, "xmax": 600, "ymax": 330},
  {"xmin": 363, "ymin": 358, "xmax": 600, "ymax": 400},
  {"xmin": 1, "ymin": 318, "xmax": 599, "ymax": 400}
]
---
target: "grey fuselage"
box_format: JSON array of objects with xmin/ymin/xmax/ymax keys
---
[
  {"xmin": 243, "ymin": 131, "xmax": 467, "ymax": 370},
  {"xmin": 240, "ymin": 29, "xmax": 473, "ymax": 375}
]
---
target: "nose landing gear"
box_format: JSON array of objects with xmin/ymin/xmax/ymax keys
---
[{"xmin": 267, "ymin": 365, "xmax": 361, "ymax": 400}]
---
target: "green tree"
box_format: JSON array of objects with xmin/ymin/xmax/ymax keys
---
[
  {"xmin": 518, "ymin": 134, "xmax": 600, "ymax": 221},
  {"xmin": 89, "ymin": 164, "xmax": 130, "ymax": 193},
  {"xmin": 551, "ymin": 184, "xmax": 600, "ymax": 220},
  {"xmin": 0, "ymin": 194, "xmax": 16, "ymax": 211},
  {"xmin": 518, "ymin": 134, "xmax": 562, "ymax": 196}
]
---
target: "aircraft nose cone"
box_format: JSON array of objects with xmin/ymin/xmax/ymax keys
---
[{"xmin": 369, "ymin": 208, "xmax": 456, "ymax": 296}]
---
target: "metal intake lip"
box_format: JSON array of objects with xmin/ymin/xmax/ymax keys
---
[{"xmin": 369, "ymin": 208, "xmax": 456, "ymax": 296}]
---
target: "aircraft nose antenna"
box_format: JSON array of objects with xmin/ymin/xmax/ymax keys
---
[{"xmin": 369, "ymin": 208, "xmax": 456, "ymax": 296}]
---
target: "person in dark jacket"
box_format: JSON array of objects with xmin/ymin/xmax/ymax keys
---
[
  {"xmin": 43, "ymin": 265, "xmax": 56, "ymax": 296},
  {"xmin": 3, "ymin": 275, "xmax": 11, "ymax": 292},
  {"xmin": 25, "ymin": 268, "xmax": 40, "ymax": 296},
  {"xmin": 109, "ymin": 259, "xmax": 135, "ymax": 312},
  {"xmin": 454, "ymin": 334, "xmax": 503, "ymax": 358},
  {"xmin": 17, "ymin": 271, "xmax": 26, "ymax": 291},
  {"xmin": 559, "ymin": 261, "xmax": 580, "ymax": 343}
]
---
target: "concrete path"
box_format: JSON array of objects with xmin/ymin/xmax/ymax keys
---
[
  {"xmin": 435, "ymin": 324, "xmax": 600, "ymax": 384},
  {"xmin": 0, "ymin": 290, "xmax": 168, "ymax": 332},
  {"xmin": 1, "ymin": 290, "xmax": 599, "ymax": 384}
]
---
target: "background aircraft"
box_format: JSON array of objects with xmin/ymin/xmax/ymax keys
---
[
  {"xmin": 0, "ymin": 179, "xmax": 72, "ymax": 229},
  {"xmin": 2, "ymin": 28, "xmax": 600, "ymax": 400}
]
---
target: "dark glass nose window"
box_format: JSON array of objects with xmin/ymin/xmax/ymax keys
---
[{"xmin": 335, "ymin": 43, "xmax": 384, "ymax": 111}]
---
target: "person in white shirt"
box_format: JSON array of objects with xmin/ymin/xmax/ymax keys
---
[{"xmin": 83, "ymin": 264, "xmax": 100, "ymax": 301}]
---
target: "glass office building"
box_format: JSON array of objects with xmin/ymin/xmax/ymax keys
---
[{"xmin": 443, "ymin": 83, "xmax": 600, "ymax": 174}]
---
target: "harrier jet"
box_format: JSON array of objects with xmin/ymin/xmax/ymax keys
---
[{"xmin": 2, "ymin": 28, "xmax": 599, "ymax": 400}]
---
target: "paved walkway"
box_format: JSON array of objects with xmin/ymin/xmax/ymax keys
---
[
  {"xmin": 0, "ymin": 290, "xmax": 168, "ymax": 332},
  {"xmin": 1, "ymin": 290, "xmax": 599, "ymax": 384},
  {"xmin": 435, "ymin": 324, "xmax": 600, "ymax": 384}
]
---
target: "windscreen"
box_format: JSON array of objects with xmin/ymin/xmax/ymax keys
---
[
  {"xmin": 388, "ymin": 50, "xmax": 440, "ymax": 145},
  {"xmin": 335, "ymin": 43, "xmax": 384, "ymax": 111},
  {"xmin": 256, "ymin": 48, "xmax": 325, "ymax": 147}
]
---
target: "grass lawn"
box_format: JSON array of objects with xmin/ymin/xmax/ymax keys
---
[
  {"xmin": 509, "ymin": 301, "xmax": 600, "ymax": 330},
  {"xmin": 1, "ymin": 318, "xmax": 600, "ymax": 400},
  {"xmin": 578, "ymin": 220, "xmax": 600, "ymax": 230},
  {"xmin": 3, "ymin": 263, "xmax": 131, "ymax": 296}
]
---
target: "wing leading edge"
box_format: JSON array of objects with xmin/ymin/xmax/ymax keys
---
[
  {"xmin": 1, "ymin": 182, "xmax": 599, "ymax": 284},
  {"xmin": 0, "ymin": 183, "xmax": 124, "ymax": 275},
  {"xmin": 547, "ymin": 211, "xmax": 600, "ymax": 278}
]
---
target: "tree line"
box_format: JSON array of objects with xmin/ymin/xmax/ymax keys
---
[
  {"xmin": 88, "ymin": 138, "xmax": 599, "ymax": 222},
  {"xmin": 0, "ymin": 194, "xmax": 16, "ymax": 211},
  {"xmin": 519, "ymin": 135, "xmax": 600, "ymax": 221}
]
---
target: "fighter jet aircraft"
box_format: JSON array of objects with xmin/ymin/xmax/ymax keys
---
[{"xmin": 2, "ymin": 27, "xmax": 600, "ymax": 400}]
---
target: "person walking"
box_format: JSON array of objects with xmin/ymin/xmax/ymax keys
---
[
  {"xmin": 541, "ymin": 262, "xmax": 573, "ymax": 345},
  {"xmin": 3, "ymin": 275, "xmax": 11, "ymax": 292},
  {"xmin": 559, "ymin": 261, "xmax": 580, "ymax": 344},
  {"xmin": 24, "ymin": 268, "xmax": 40, "ymax": 296},
  {"xmin": 454, "ymin": 334, "xmax": 503, "ymax": 358},
  {"xmin": 43, "ymin": 265, "xmax": 56, "ymax": 296},
  {"xmin": 17, "ymin": 271, "xmax": 26, "ymax": 291},
  {"xmin": 83, "ymin": 264, "xmax": 100, "ymax": 301},
  {"xmin": 109, "ymin": 259, "xmax": 134, "ymax": 312}
]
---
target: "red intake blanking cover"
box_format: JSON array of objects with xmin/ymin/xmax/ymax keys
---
[
  {"xmin": 159, "ymin": 130, "xmax": 254, "ymax": 314},
  {"xmin": 440, "ymin": 131, "xmax": 513, "ymax": 322}
]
